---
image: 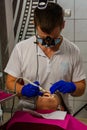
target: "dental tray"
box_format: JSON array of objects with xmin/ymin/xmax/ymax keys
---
[{"xmin": 0, "ymin": 89, "xmax": 16, "ymax": 103}]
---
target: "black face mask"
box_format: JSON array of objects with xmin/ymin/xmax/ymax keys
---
[{"xmin": 36, "ymin": 35, "xmax": 61, "ymax": 47}]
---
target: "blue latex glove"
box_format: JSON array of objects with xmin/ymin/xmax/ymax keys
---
[
  {"xmin": 21, "ymin": 81, "xmax": 43, "ymax": 97},
  {"xmin": 50, "ymin": 80, "xmax": 76, "ymax": 94}
]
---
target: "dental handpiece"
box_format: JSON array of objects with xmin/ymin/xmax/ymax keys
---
[
  {"xmin": 16, "ymin": 77, "xmax": 47, "ymax": 93},
  {"xmin": 29, "ymin": 80, "xmax": 46, "ymax": 93}
]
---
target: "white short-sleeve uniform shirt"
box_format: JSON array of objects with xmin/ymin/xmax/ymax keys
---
[{"xmin": 4, "ymin": 36, "xmax": 86, "ymax": 110}]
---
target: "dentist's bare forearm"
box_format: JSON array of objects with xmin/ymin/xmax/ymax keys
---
[
  {"xmin": 5, "ymin": 74, "xmax": 23, "ymax": 94},
  {"xmin": 71, "ymin": 80, "xmax": 86, "ymax": 96}
]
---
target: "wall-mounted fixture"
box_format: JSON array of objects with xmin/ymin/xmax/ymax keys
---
[{"xmin": 64, "ymin": 9, "xmax": 71, "ymax": 17}]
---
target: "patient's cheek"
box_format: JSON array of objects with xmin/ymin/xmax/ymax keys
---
[{"xmin": 36, "ymin": 94, "xmax": 59, "ymax": 110}]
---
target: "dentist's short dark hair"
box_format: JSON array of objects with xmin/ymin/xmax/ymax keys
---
[{"xmin": 34, "ymin": 2, "xmax": 64, "ymax": 34}]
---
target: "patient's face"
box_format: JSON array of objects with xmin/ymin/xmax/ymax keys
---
[{"xmin": 36, "ymin": 92, "xmax": 62, "ymax": 110}]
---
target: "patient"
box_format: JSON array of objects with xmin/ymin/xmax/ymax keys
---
[
  {"xmin": 36, "ymin": 92, "xmax": 70, "ymax": 113},
  {"xmin": 17, "ymin": 91, "xmax": 70, "ymax": 114},
  {"xmin": 17, "ymin": 78, "xmax": 70, "ymax": 113}
]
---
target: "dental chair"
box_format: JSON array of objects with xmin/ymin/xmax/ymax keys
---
[
  {"xmin": 1, "ymin": 110, "xmax": 87, "ymax": 130},
  {"xmin": 1, "ymin": 110, "xmax": 65, "ymax": 130}
]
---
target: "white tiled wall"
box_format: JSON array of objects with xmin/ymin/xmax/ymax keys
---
[
  {"xmin": 62, "ymin": 20, "xmax": 74, "ymax": 41},
  {"xmin": 57, "ymin": 0, "xmax": 87, "ymax": 116},
  {"xmin": 57, "ymin": 0, "xmax": 75, "ymax": 19},
  {"xmin": 75, "ymin": 20, "xmax": 87, "ymax": 41},
  {"xmin": 75, "ymin": 0, "xmax": 87, "ymax": 19}
]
